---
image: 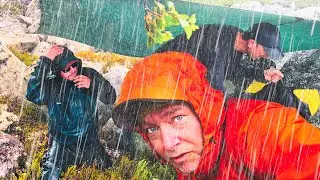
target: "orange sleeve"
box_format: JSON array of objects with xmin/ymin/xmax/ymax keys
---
[{"xmin": 242, "ymin": 103, "xmax": 320, "ymax": 179}]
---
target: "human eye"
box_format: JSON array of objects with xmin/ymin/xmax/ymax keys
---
[
  {"xmin": 146, "ymin": 127, "xmax": 158, "ymax": 134},
  {"xmin": 173, "ymin": 115, "xmax": 184, "ymax": 123}
]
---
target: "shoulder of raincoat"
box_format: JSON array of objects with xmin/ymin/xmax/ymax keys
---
[
  {"xmin": 81, "ymin": 67, "xmax": 116, "ymax": 105},
  {"xmin": 155, "ymin": 24, "xmax": 242, "ymax": 72},
  {"xmin": 26, "ymin": 56, "xmax": 60, "ymax": 105},
  {"xmin": 178, "ymin": 98, "xmax": 320, "ymax": 180},
  {"xmin": 231, "ymin": 55, "xmax": 277, "ymax": 96},
  {"xmin": 191, "ymin": 98, "xmax": 320, "ymax": 179},
  {"xmin": 235, "ymin": 55, "xmax": 276, "ymax": 83}
]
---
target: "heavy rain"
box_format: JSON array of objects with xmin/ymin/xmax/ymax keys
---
[{"xmin": 0, "ymin": 0, "xmax": 319, "ymax": 179}]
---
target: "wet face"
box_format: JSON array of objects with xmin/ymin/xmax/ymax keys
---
[
  {"xmin": 60, "ymin": 61, "xmax": 78, "ymax": 81},
  {"xmin": 143, "ymin": 103, "xmax": 203, "ymax": 174},
  {"xmin": 247, "ymin": 39, "xmax": 268, "ymax": 60}
]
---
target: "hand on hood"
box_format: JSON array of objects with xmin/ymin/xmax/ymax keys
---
[
  {"xmin": 46, "ymin": 45, "xmax": 64, "ymax": 60},
  {"xmin": 45, "ymin": 45, "xmax": 82, "ymax": 70}
]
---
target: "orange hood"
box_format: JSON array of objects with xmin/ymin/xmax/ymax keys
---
[{"xmin": 112, "ymin": 51, "xmax": 226, "ymax": 176}]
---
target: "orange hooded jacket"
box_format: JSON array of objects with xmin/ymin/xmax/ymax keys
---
[{"xmin": 113, "ymin": 52, "xmax": 320, "ymax": 179}]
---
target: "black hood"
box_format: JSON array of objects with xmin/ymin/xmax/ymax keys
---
[{"xmin": 53, "ymin": 46, "xmax": 82, "ymax": 70}]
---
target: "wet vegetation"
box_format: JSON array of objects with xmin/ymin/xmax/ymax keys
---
[
  {"xmin": 75, "ymin": 50, "xmax": 141, "ymax": 73},
  {"xmin": 8, "ymin": 46, "xmax": 38, "ymax": 66},
  {"xmin": 1, "ymin": 95, "xmax": 48, "ymax": 179},
  {"xmin": 61, "ymin": 156, "xmax": 175, "ymax": 180},
  {"xmin": 0, "ymin": 1, "xmax": 23, "ymax": 16},
  {"xmin": 1, "ymin": 95, "xmax": 176, "ymax": 179}
]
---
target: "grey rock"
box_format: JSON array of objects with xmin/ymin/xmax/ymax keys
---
[
  {"xmin": 281, "ymin": 49, "xmax": 320, "ymax": 89},
  {"xmin": 25, "ymin": 0, "xmax": 41, "ymax": 33},
  {"xmin": 96, "ymin": 102, "xmax": 122, "ymax": 158},
  {"xmin": 0, "ymin": 16, "xmax": 27, "ymax": 34},
  {"xmin": 20, "ymin": 0, "xmax": 32, "ymax": 5},
  {"xmin": 96, "ymin": 101, "xmax": 113, "ymax": 130},
  {"xmin": 0, "ymin": 45, "xmax": 27, "ymax": 97},
  {"xmin": 0, "ymin": 131, "xmax": 26, "ymax": 177},
  {"xmin": 46, "ymin": 36, "xmax": 94, "ymax": 52},
  {"xmin": 26, "ymin": 17, "xmax": 40, "ymax": 33},
  {"xmin": 0, "ymin": 50, "xmax": 9, "ymax": 60},
  {"xmin": 308, "ymin": 110, "xmax": 320, "ymax": 128},
  {"xmin": 0, "ymin": 104, "xmax": 19, "ymax": 131},
  {"xmin": 229, "ymin": 1, "xmax": 320, "ymax": 20},
  {"xmin": 232, "ymin": 1, "xmax": 264, "ymax": 12},
  {"xmin": 19, "ymin": 15, "xmax": 32, "ymax": 25},
  {"xmin": 18, "ymin": 41, "xmax": 38, "ymax": 52},
  {"xmin": 0, "ymin": 57, "xmax": 8, "ymax": 69},
  {"xmin": 97, "ymin": 102, "xmax": 149, "ymax": 159},
  {"xmin": 294, "ymin": 7, "xmax": 320, "ymax": 20},
  {"xmin": 31, "ymin": 41, "xmax": 51, "ymax": 56},
  {"xmin": 103, "ymin": 64, "xmax": 129, "ymax": 96}
]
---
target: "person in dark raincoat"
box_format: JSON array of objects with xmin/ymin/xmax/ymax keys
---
[
  {"xmin": 155, "ymin": 22, "xmax": 311, "ymax": 119},
  {"xmin": 112, "ymin": 52, "xmax": 320, "ymax": 179},
  {"xmin": 26, "ymin": 45, "xmax": 116, "ymax": 180},
  {"xmin": 155, "ymin": 22, "xmax": 284, "ymax": 93}
]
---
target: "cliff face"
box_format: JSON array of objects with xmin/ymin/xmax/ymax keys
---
[{"xmin": 0, "ymin": 44, "xmax": 27, "ymax": 97}]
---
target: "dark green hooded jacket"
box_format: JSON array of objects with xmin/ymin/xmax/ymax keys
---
[{"xmin": 26, "ymin": 47, "xmax": 116, "ymax": 144}]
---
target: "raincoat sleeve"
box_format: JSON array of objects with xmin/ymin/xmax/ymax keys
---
[
  {"xmin": 242, "ymin": 102, "xmax": 320, "ymax": 179},
  {"xmin": 237, "ymin": 57, "xmax": 276, "ymax": 82},
  {"xmin": 85, "ymin": 69, "xmax": 116, "ymax": 105},
  {"xmin": 26, "ymin": 56, "xmax": 58, "ymax": 105}
]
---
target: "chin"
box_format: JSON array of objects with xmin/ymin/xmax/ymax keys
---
[
  {"xmin": 176, "ymin": 158, "xmax": 200, "ymax": 174},
  {"xmin": 177, "ymin": 163, "xmax": 198, "ymax": 174},
  {"xmin": 67, "ymin": 75, "xmax": 77, "ymax": 81}
]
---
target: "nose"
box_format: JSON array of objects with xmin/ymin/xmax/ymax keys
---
[
  {"xmin": 160, "ymin": 124, "xmax": 181, "ymax": 151},
  {"xmin": 70, "ymin": 66, "xmax": 77, "ymax": 73}
]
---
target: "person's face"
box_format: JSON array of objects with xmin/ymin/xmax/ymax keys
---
[
  {"xmin": 60, "ymin": 62, "xmax": 78, "ymax": 80},
  {"xmin": 142, "ymin": 103, "xmax": 203, "ymax": 174},
  {"xmin": 247, "ymin": 39, "xmax": 268, "ymax": 60}
]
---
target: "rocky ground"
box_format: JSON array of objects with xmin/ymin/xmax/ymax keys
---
[
  {"xmin": 0, "ymin": 0, "xmax": 319, "ymax": 178},
  {"xmin": 0, "ymin": 0, "xmax": 143, "ymax": 178}
]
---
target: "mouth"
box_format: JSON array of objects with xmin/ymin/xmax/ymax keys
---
[
  {"xmin": 70, "ymin": 72, "xmax": 77, "ymax": 77},
  {"xmin": 170, "ymin": 152, "xmax": 190, "ymax": 164}
]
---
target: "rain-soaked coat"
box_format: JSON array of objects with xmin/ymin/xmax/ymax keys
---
[
  {"xmin": 155, "ymin": 24, "xmax": 275, "ymax": 92},
  {"xmin": 26, "ymin": 48, "xmax": 116, "ymax": 144},
  {"xmin": 113, "ymin": 52, "xmax": 320, "ymax": 179}
]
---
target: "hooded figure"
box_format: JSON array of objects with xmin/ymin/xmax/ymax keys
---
[
  {"xmin": 26, "ymin": 46, "xmax": 116, "ymax": 179},
  {"xmin": 113, "ymin": 52, "xmax": 320, "ymax": 179}
]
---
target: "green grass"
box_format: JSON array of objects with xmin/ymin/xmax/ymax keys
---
[
  {"xmin": 0, "ymin": 2, "xmax": 23, "ymax": 16},
  {"xmin": 62, "ymin": 156, "xmax": 176, "ymax": 180},
  {"xmin": 8, "ymin": 46, "xmax": 38, "ymax": 66},
  {"xmin": 1, "ymin": 95, "xmax": 175, "ymax": 179}
]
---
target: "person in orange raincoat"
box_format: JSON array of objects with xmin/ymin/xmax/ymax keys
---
[{"xmin": 112, "ymin": 51, "xmax": 320, "ymax": 179}]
